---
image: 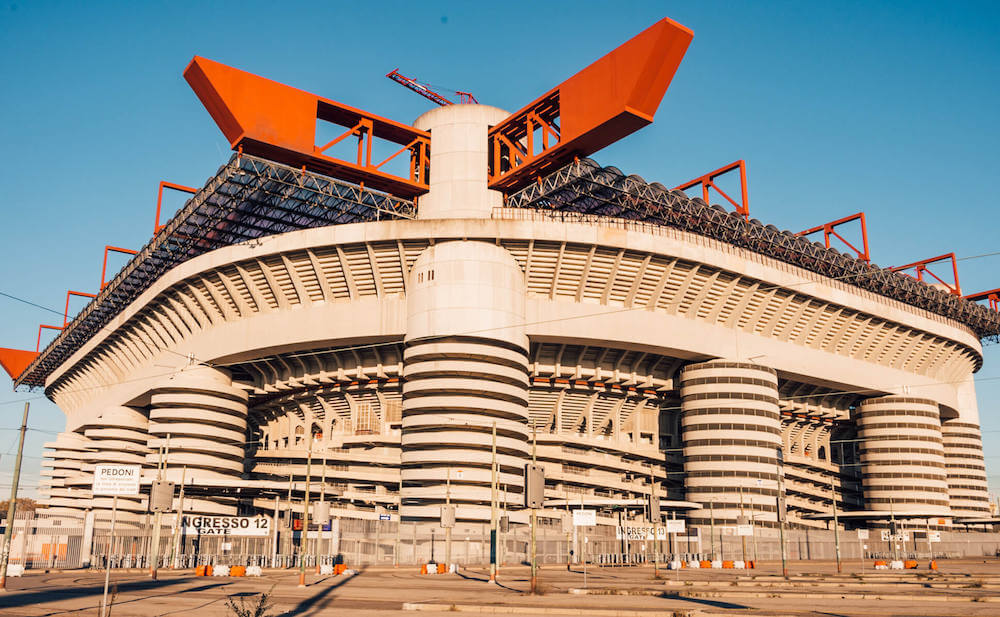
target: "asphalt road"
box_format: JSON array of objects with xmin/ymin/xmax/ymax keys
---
[{"xmin": 2, "ymin": 559, "xmax": 1000, "ymax": 617}]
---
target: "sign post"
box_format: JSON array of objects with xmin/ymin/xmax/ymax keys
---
[
  {"xmin": 857, "ymin": 528, "xmax": 869, "ymax": 573},
  {"xmin": 93, "ymin": 464, "xmax": 141, "ymax": 617}
]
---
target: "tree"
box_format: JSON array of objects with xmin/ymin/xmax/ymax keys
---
[{"xmin": 0, "ymin": 498, "xmax": 38, "ymax": 518}]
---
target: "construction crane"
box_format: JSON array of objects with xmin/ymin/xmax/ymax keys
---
[{"xmin": 386, "ymin": 69, "xmax": 478, "ymax": 106}]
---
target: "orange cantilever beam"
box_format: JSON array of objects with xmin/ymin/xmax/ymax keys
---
[
  {"xmin": 0, "ymin": 348, "xmax": 38, "ymax": 380},
  {"xmin": 674, "ymin": 160, "xmax": 749, "ymax": 219},
  {"xmin": 488, "ymin": 17, "xmax": 693, "ymax": 192},
  {"xmin": 155, "ymin": 182, "xmax": 197, "ymax": 234},
  {"xmin": 891, "ymin": 253, "xmax": 962, "ymax": 296},
  {"xmin": 797, "ymin": 212, "xmax": 870, "ymax": 262},
  {"xmin": 101, "ymin": 245, "xmax": 139, "ymax": 289},
  {"xmin": 63, "ymin": 290, "xmax": 97, "ymax": 327},
  {"xmin": 184, "ymin": 56, "xmax": 431, "ymax": 199},
  {"xmin": 965, "ymin": 288, "xmax": 1000, "ymax": 312},
  {"xmin": 36, "ymin": 324, "xmax": 63, "ymax": 353}
]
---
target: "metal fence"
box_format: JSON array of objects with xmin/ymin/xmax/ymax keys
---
[{"xmin": 3, "ymin": 511, "xmax": 1000, "ymax": 571}]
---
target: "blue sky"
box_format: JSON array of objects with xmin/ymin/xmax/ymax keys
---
[{"xmin": 1, "ymin": 1, "xmax": 999, "ymax": 498}]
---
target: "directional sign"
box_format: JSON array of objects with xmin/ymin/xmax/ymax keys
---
[
  {"xmin": 616, "ymin": 525, "xmax": 667, "ymax": 540},
  {"xmin": 182, "ymin": 515, "xmax": 271, "ymax": 536},
  {"xmin": 379, "ymin": 513, "xmax": 391, "ymax": 521},
  {"xmin": 573, "ymin": 510, "xmax": 596, "ymax": 526},
  {"xmin": 92, "ymin": 464, "xmax": 141, "ymax": 496},
  {"xmin": 665, "ymin": 519, "xmax": 686, "ymax": 534}
]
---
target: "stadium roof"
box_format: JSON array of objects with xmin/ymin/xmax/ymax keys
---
[
  {"xmin": 15, "ymin": 155, "xmax": 999, "ymax": 390},
  {"xmin": 506, "ymin": 158, "xmax": 1000, "ymax": 342},
  {"xmin": 14, "ymin": 154, "xmax": 415, "ymax": 389}
]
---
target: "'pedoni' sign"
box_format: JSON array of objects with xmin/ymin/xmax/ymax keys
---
[
  {"xmin": 92, "ymin": 464, "xmax": 141, "ymax": 496},
  {"xmin": 182, "ymin": 516, "xmax": 271, "ymax": 537}
]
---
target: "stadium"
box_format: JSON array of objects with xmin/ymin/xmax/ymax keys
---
[{"xmin": 2, "ymin": 16, "xmax": 998, "ymax": 565}]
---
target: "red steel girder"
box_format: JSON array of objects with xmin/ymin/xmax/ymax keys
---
[
  {"xmin": 155, "ymin": 181, "xmax": 198, "ymax": 234},
  {"xmin": 0, "ymin": 348, "xmax": 38, "ymax": 380},
  {"xmin": 36, "ymin": 324, "xmax": 63, "ymax": 353},
  {"xmin": 674, "ymin": 160, "xmax": 750, "ymax": 220},
  {"xmin": 185, "ymin": 56, "xmax": 431, "ymax": 199},
  {"xmin": 101, "ymin": 245, "xmax": 138, "ymax": 289},
  {"xmin": 891, "ymin": 253, "xmax": 962, "ymax": 296},
  {"xmin": 797, "ymin": 212, "xmax": 871, "ymax": 263},
  {"xmin": 965, "ymin": 288, "xmax": 1000, "ymax": 312},
  {"xmin": 63, "ymin": 290, "xmax": 97, "ymax": 327},
  {"xmin": 488, "ymin": 17, "xmax": 693, "ymax": 193}
]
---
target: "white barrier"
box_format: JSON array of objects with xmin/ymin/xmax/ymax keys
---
[
  {"xmin": 246, "ymin": 565, "xmax": 262, "ymax": 577},
  {"xmin": 212, "ymin": 565, "xmax": 231, "ymax": 576},
  {"xmin": 6, "ymin": 564, "xmax": 24, "ymax": 577},
  {"xmin": 320, "ymin": 564, "xmax": 334, "ymax": 575}
]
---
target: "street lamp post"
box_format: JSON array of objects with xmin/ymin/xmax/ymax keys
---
[{"xmin": 776, "ymin": 447, "xmax": 788, "ymax": 578}]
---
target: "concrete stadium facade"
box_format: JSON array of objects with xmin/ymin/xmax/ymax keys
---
[{"xmin": 34, "ymin": 104, "xmax": 993, "ymax": 534}]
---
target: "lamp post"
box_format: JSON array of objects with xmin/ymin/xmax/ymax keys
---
[
  {"xmin": 297, "ymin": 429, "xmax": 313, "ymax": 587},
  {"xmin": 776, "ymin": 446, "xmax": 788, "ymax": 578}
]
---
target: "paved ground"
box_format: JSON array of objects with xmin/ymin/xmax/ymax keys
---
[{"xmin": 3, "ymin": 559, "xmax": 1000, "ymax": 616}]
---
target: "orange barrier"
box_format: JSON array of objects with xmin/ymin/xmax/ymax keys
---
[
  {"xmin": 874, "ymin": 560, "xmax": 887, "ymax": 567},
  {"xmin": 195, "ymin": 565, "xmax": 213, "ymax": 577},
  {"xmin": 722, "ymin": 560, "xmax": 734, "ymax": 569},
  {"xmin": 746, "ymin": 560, "xmax": 755, "ymax": 569},
  {"xmin": 229, "ymin": 565, "xmax": 246, "ymax": 577},
  {"xmin": 929, "ymin": 560, "xmax": 938, "ymax": 571},
  {"xmin": 699, "ymin": 560, "xmax": 712, "ymax": 569},
  {"xmin": 680, "ymin": 561, "xmax": 687, "ymax": 568},
  {"xmin": 904, "ymin": 560, "xmax": 918, "ymax": 569},
  {"xmin": 437, "ymin": 563, "xmax": 448, "ymax": 574},
  {"xmin": 335, "ymin": 563, "xmax": 347, "ymax": 575},
  {"xmin": 420, "ymin": 564, "xmax": 428, "ymax": 574}
]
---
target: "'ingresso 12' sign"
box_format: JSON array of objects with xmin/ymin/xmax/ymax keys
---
[{"xmin": 182, "ymin": 516, "xmax": 271, "ymax": 536}]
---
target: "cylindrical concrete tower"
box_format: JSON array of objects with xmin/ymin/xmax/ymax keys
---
[
  {"xmin": 413, "ymin": 104, "xmax": 509, "ymax": 220},
  {"xmin": 856, "ymin": 396, "xmax": 950, "ymax": 515},
  {"xmin": 41, "ymin": 431, "xmax": 93, "ymax": 518},
  {"xmin": 942, "ymin": 377, "xmax": 991, "ymax": 517},
  {"xmin": 401, "ymin": 240, "xmax": 529, "ymax": 521},
  {"xmin": 680, "ymin": 360, "xmax": 782, "ymax": 525},
  {"xmin": 148, "ymin": 366, "xmax": 249, "ymax": 515},
  {"xmin": 83, "ymin": 406, "xmax": 151, "ymax": 521}
]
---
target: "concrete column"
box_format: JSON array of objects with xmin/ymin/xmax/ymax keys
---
[
  {"xmin": 680, "ymin": 360, "xmax": 781, "ymax": 526},
  {"xmin": 941, "ymin": 376, "xmax": 991, "ymax": 518},
  {"xmin": 401, "ymin": 241, "xmax": 529, "ymax": 522},
  {"xmin": 84, "ymin": 406, "xmax": 151, "ymax": 521},
  {"xmin": 39, "ymin": 431, "xmax": 92, "ymax": 518},
  {"xmin": 856, "ymin": 396, "xmax": 950, "ymax": 515},
  {"xmin": 412, "ymin": 104, "xmax": 509, "ymax": 220},
  {"xmin": 148, "ymin": 366, "xmax": 249, "ymax": 515}
]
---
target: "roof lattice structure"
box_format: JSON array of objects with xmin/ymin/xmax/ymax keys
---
[
  {"xmin": 505, "ymin": 158, "xmax": 1000, "ymax": 342},
  {"xmin": 16, "ymin": 154, "xmax": 415, "ymax": 389}
]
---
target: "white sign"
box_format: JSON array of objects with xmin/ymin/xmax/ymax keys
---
[
  {"xmin": 665, "ymin": 519, "xmax": 686, "ymax": 534},
  {"xmin": 857, "ymin": 529, "xmax": 869, "ymax": 540},
  {"xmin": 92, "ymin": 464, "xmax": 141, "ymax": 496},
  {"xmin": 880, "ymin": 530, "xmax": 910, "ymax": 542},
  {"xmin": 221, "ymin": 542, "xmax": 232, "ymax": 551},
  {"xmin": 182, "ymin": 516, "xmax": 271, "ymax": 536},
  {"xmin": 928, "ymin": 531, "xmax": 941, "ymax": 543},
  {"xmin": 616, "ymin": 525, "xmax": 667, "ymax": 541},
  {"xmin": 573, "ymin": 510, "xmax": 596, "ymax": 526},
  {"xmin": 736, "ymin": 524, "xmax": 754, "ymax": 537}
]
